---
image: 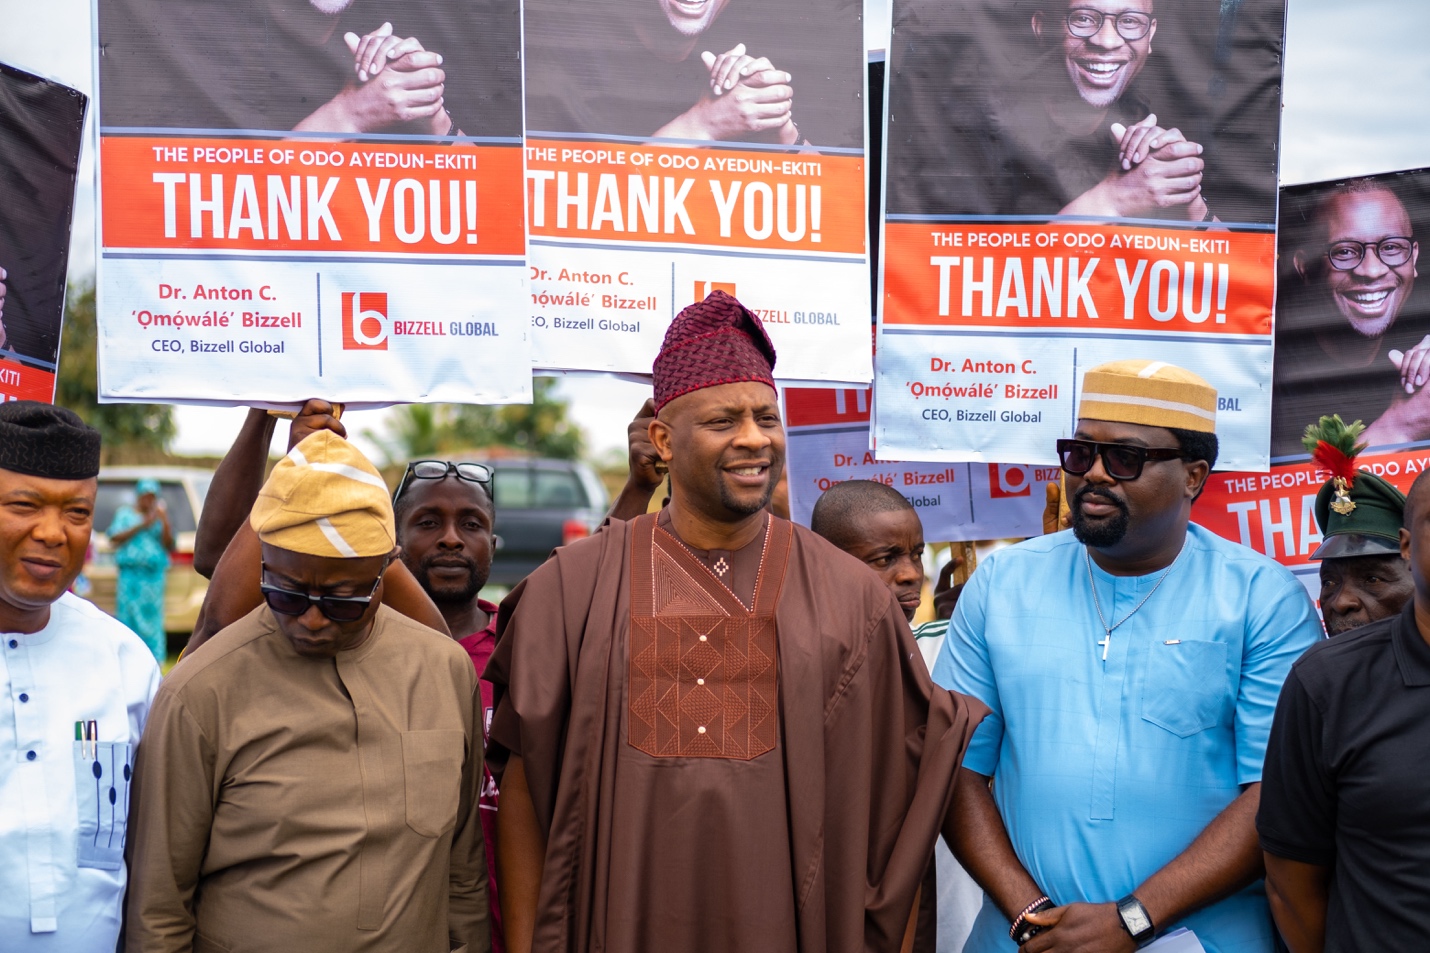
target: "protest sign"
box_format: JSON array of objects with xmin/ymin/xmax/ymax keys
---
[
  {"xmin": 875, "ymin": 0, "xmax": 1287, "ymax": 469},
  {"xmin": 0, "ymin": 63, "xmax": 86, "ymax": 403},
  {"xmin": 1195, "ymin": 167, "xmax": 1430, "ymax": 596},
  {"xmin": 93, "ymin": 0, "xmax": 531, "ymax": 406},
  {"xmin": 523, "ymin": 0, "xmax": 872, "ymax": 384},
  {"xmin": 784, "ymin": 387, "xmax": 1051, "ymax": 541}
]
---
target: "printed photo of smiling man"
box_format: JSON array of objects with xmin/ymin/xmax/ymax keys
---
[
  {"xmin": 1271, "ymin": 170, "xmax": 1430, "ymax": 457},
  {"xmin": 522, "ymin": 0, "xmax": 864, "ymax": 149},
  {"xmin": 884, "ymin": 0, "xmax": 1286, "ymax": 223}
]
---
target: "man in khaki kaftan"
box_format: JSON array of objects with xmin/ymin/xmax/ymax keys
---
[{"xmin": 126, "ymin": 432, "xmax": 490, "ymax": 953}]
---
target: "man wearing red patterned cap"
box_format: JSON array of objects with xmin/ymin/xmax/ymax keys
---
[{"xmin": 487, "ymin": 290, "xmax": 987, "ymax": 953}]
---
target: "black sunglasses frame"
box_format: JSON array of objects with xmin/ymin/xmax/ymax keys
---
[
  {"xmin": 259, "ymin": 564, "xmax": 383, "ymax": 622},
  {"xmin": 393, "ymin": 460, "xmax": 494, "ymax": 504},
  {"xmin": 1056, "ymin": 438, "xmax": 1186, "ymax": 481}
]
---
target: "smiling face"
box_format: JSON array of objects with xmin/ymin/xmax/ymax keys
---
[
  {"xmin": 1316, "ymin": 190, "xmax": 1419, "ymax": 339},
  {"xmin": 1035, "ymin": 0, "xmax": 1156, "ymax": 109},
  {"xmin": 1319, "ymin": 553, "xmax": 1413, "ymax": 636},
  {"xmin": 655, "ymin": 0, "xmax": 733, "ymax": 37},
  {"xmin": 260, "ymin": 543, "xmax": 388, "ymax": 658},
  {"xmin": 0, "ymin": 468, "xmax": 94, "ymax": 630},
  {"xmin": 839, "ymin": 508, "xmax": 926, "ymax": 622},
  {"xmin": 652, "ymin": 381, "xmax": 785, "ymax": 524},
  {"xmin": 397, "ymin": 476, "xmax": 494, "ymax": 608}
]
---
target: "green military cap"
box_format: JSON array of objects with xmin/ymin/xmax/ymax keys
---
[
  {"xmin": 1311, "ymin": 471, "xmax": 1406, "ymax": 559},
  {"xmin": 1303, "ymin": 414, "xmax": 1405, "ymax": 559}
]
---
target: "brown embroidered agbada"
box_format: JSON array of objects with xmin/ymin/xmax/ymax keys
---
[{"xmin": 486, "ymin": 512, "xmax": 987, "ymax": 953}]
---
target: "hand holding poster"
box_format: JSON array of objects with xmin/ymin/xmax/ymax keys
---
[
  {"xmin": 94, "ymin": 0, "xmax": 530, "ymax": 406},
  {"xmin": 876, "ymin": 0, "xmax": 1286, "ymax": 469},
  {"xmin": 523, "ymin": 0, "xmax": 873, "ymax": 384},
  {"xmin": 784, "ymin": 387, "xmax": 1052, "ymax": 541},
  {"xmin": 0, "ymin": 63, "xmax": 86, "ymax": 403}
]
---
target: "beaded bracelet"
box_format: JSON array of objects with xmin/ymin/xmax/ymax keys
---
[{"xmin": 1009, "ymin": 896, "xmax": 1054, "ymax": 946}]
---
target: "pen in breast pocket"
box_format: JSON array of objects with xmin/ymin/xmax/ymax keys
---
[{"xmin": 88, "ymin": 721, "xmax": 98, "ymax": 759}]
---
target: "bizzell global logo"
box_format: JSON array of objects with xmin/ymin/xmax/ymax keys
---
[
  {"xmin": 342, "ymin": 292, "xmax": 389, "ymax": 350},
  {"xmin": 694, "ymin": 281, "xmax": 737, "ymax": 301},
  {"xmin": 988, "ymin": 464, "xmax": 1032, "ymax": 498}
]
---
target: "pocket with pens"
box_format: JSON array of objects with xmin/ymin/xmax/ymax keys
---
[{"xmin": 73, "ymin": 733, "xmax": 134, "ymax": 870}]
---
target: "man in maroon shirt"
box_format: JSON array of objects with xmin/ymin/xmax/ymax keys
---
[{"xmin": 393, "ymin": 459, "xmax": 504, "ymax": 952}]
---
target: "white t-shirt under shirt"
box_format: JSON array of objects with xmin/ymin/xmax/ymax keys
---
[
  {"xmin": 0, "ymin": 591, "xmax": 160, "ymax": 951},
  {"xmin": 913, "ymin": 618, "xmax": 983, "ymax": 953}
]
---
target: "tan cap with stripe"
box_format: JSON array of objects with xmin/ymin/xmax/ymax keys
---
[
  {"xmin": 250, "ymin": 431, "xmax": 396, "ymax": 558},
  {"xmin": 1077, "ymin": 359, "xmax": 1217, "ymax": 434}
]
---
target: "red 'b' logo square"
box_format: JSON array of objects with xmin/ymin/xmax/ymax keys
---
[
  {"xmin": 342, "ymin": 293, "xmax": 389, "ymax": 350},
  {"xmin": 988, "ymin": 464, "xmax": 1032, "ymax": 498},
  {"xmin": 694, "ymin": 281, "xmax": 737, "ymax": 302}
]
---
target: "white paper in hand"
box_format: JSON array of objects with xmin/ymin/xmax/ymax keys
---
[{"xmin": 1141, "ymin": 928, "xmax": 1207, "ymax": 953}]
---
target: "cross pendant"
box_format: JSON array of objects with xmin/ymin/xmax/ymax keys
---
[{"xmin": 1098, "ymin": 634, "xmax": 1111, "ymax": 661}]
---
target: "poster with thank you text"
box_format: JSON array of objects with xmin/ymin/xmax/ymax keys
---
[
  {"xmin": 784, "ymin": 387, "xmax": 1049, "ymax": 541},
  {"xmin": 875, "ymin": 0, "xmax": 1286, "ymax": 468},
  {"xmin": 93, "ymin": 0, "xmax": 531, "ymax": 406},
  {"xmin": 0, "ymin": 64, "xmax": 86, "ymax": 404},
  {"xmin": 523, "ymin": 0, "xmax": 872, "ymax": 383},
  {"xmin": 1195, "ymin": 167, "xmax": 1430, "ymax": 597}
]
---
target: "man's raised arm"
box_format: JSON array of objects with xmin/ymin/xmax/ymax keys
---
[{"xmin": 193, "ymin": 408, "xmax": 276, "ymax": 577}]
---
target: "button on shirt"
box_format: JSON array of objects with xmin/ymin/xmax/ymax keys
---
[
  {"xmin": 1259, "ymin": 600, "xmax": 1430, "ymax": 951},
  {"xmin": 0, "ymin": 592, "xmax": 160, "ymax": 951},
  {"xmin": 933, "ymin": 526, "xmax": 1321, "ymax": 953}
]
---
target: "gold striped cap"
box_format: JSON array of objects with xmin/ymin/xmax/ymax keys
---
[
  {"xmin": 1077, "ymin": 360, "xmax": 1217, "ymax": 434},
  {"xmin": 250, "ymin": 431, "xmax": 396, "ymax": 558}
]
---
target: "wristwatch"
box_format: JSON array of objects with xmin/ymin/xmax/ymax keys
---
[{"xmin": 1115, "ymin": 895, "xmax": 1155, "ymax": 945}]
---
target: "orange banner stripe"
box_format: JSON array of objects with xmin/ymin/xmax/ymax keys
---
[
  {"xmin": 525, "ymin": 139, "xmax": 864, "ymax": 255},
  {"xmin": 100, "ymin": 136, "xmax": 524, "ymax": 256},
  {"xmin": 883, "ymin": 221, "xmax": 1274, "ymax": 337}
]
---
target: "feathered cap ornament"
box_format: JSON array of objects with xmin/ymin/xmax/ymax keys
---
[{"xmin": 1302, "ymin": 415, "xmax": 1367, "ymax": 516}]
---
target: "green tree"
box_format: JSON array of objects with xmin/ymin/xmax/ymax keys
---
[
  {"xmin": 369, "ymin": 379, "xmax": 585, "ymax": 463},
  {"xmin": 56, "ymin": 284, "xmax": 175, "ymax": 455},
  {"xmin": 449, "ymin": 378, "xmax": 584, "ymax": 459}
]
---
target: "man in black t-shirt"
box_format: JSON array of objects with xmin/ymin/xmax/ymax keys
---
[{"xmin": 1258, "ymin": 470, "xmax": 1430, "ymax": 952}]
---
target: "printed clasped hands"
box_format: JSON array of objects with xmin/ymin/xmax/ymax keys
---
[
  {"xmin": 1063, "ymin": 113, "xmax": 1209, "ymax": 220},
  {"xmin": 658, "ymin": 42, "xmax": 799, "ymax": 143},
  {"xmin": 295, "ymin": 21, "xmax": 453, "ymax": 136}
]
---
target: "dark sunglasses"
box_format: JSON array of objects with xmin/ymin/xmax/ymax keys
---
[
  {"xmin": 393, "ymin": 460, "xmax": 493, "ymax": 504},
  {"xmin": 259, "ymin": 563, "xmax": 383, "ymax": 622},
  {"xmin": 1056, "ymin": 438, "xmax": 1185, "ymax": 481}
]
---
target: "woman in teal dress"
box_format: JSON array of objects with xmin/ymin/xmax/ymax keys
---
[{"xmin": 107, "ymin": 478, "xmax": 173, "ymax": 661}]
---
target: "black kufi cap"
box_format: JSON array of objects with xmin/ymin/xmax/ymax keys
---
[{"xmin": 0, "ymin": 401, "xmax": 102, "ymax": 479}]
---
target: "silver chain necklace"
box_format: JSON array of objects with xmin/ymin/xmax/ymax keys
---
[{"xmin": 1084, "ymin": 547, "xmax": 1177, "ymax": 662}]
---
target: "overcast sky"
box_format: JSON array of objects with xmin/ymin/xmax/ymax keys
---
[{"xmin": 4, "ymin": 0, "xmax": 1429, "ymax": 459}]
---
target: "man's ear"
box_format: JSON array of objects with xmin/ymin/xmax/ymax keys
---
[
  {"xmin": 1412, "ymin": 240, "xmax": 1419, "ymax": 278},
  {"xmin": 1031, "ymin": 12, "xmax": 1044, "ymax": 39},
  {"xmin": 1185, "ymin": 459, "xmax": 1211, "ymax": 501},
  {"xmin": 1292, "ymin": 249, "xmax": 1311, "ymax": 282},
  {"xmin": 649, "ymin": 415, "xmax": 675, "ymax": 465},
  {"xmin": 1401, "ymin": 526, "xmax": 1412, "ymax": 562}
]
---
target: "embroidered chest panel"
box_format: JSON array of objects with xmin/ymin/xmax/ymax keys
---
[{"xmin": 627, "ymin": 515, "xmax": 792, "ymax": 760}]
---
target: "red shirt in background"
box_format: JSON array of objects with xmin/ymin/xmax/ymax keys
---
[{"xmin": 457, "ymin": 599, "xmax": 504, "ymax": 953}]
